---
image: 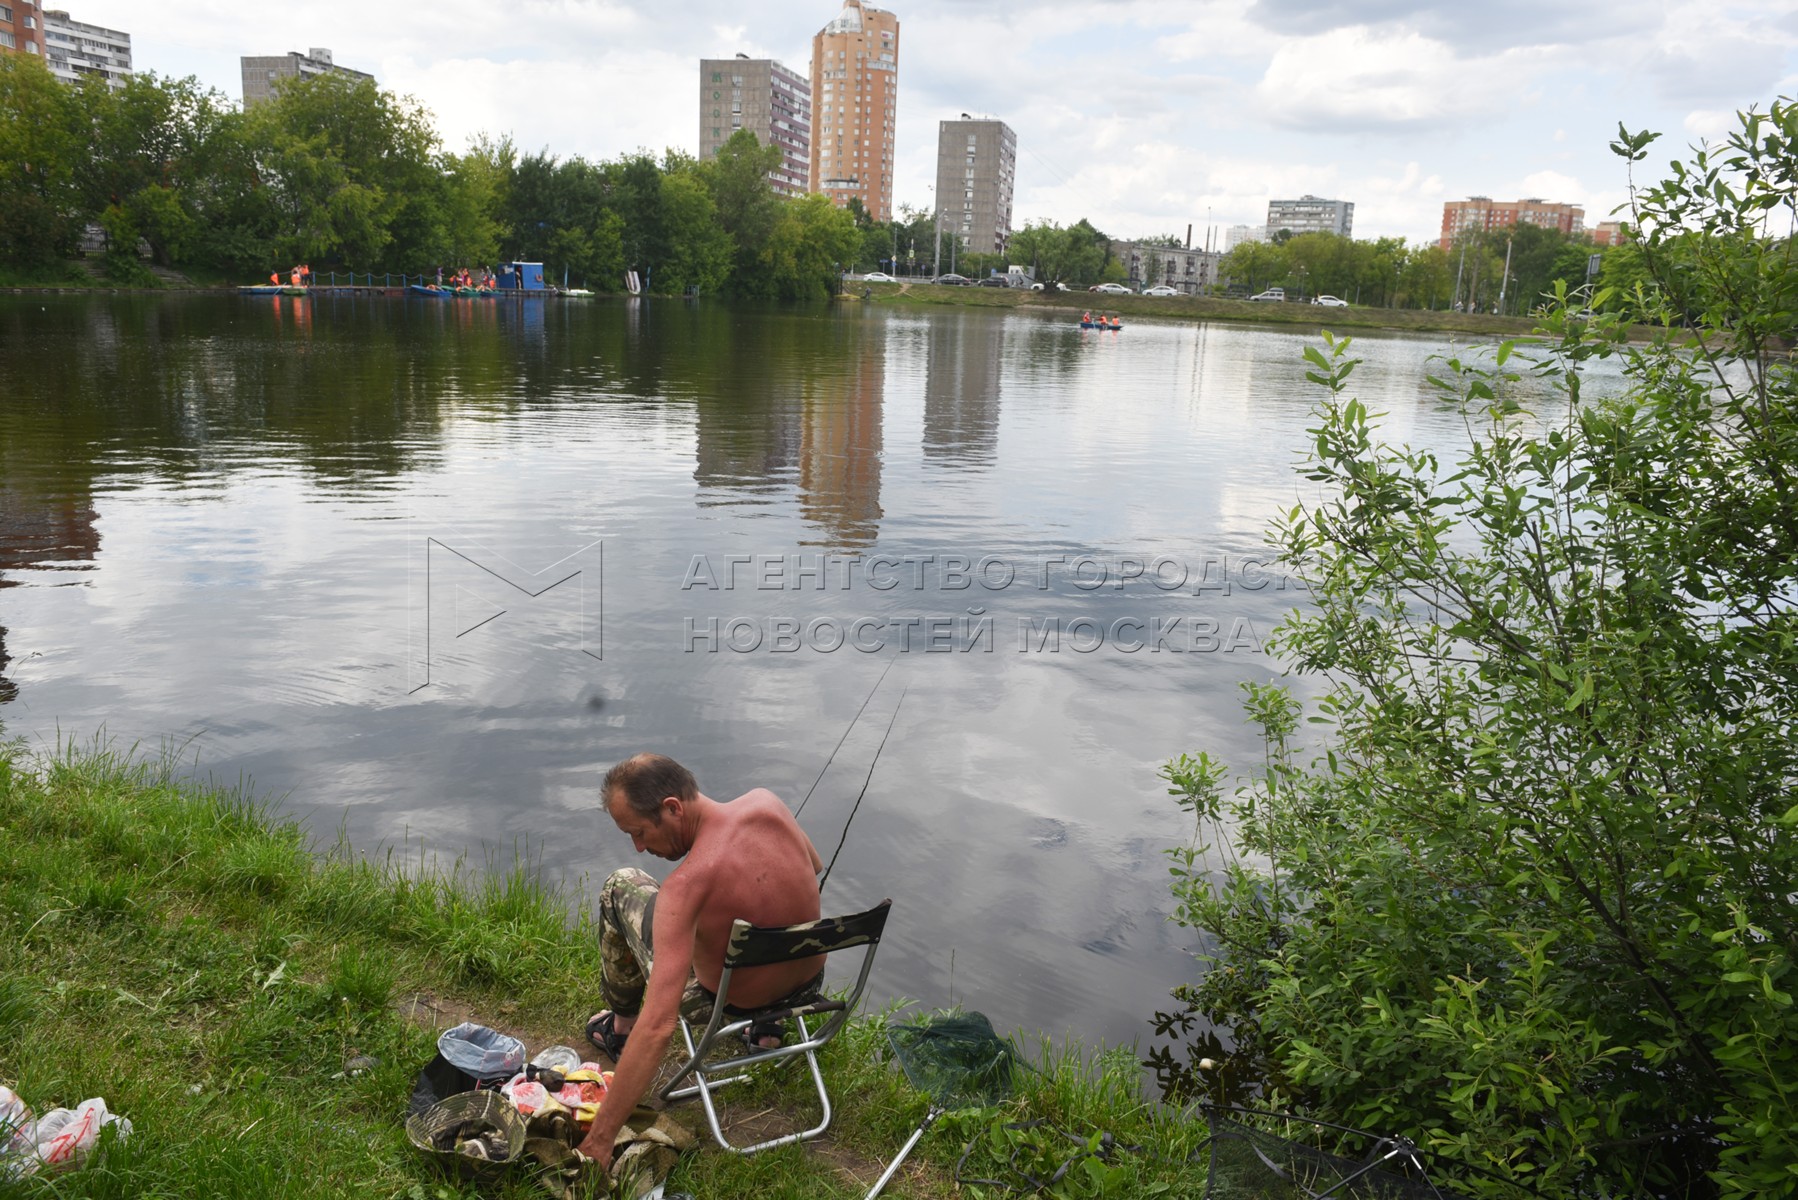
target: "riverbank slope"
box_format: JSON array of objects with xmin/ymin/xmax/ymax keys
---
[
  {"xmin": 867, "ymin": 280, "xmax": 1545, "ymax": 338},
  {"xmin": 0, "ymin": 742, "xmax": 1203, "ymax": 1198}
]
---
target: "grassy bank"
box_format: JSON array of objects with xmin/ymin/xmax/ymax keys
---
[
  {"xmin": 866, "ymin": 279, "xmax": 1549, "ymax": 339},
  {"xmin": 0, "ymin": 742, "xmax": 1206, "ymax": 1198}
]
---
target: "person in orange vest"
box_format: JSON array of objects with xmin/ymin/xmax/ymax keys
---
[
  {"xmin": 1082, "ymin": 310, "xmax": 1092, "ymax": 325},
  {"xmin": 1108, "ymin": 314, "xmax": 1120, "ymax": 329},
  {"xmin": 269, "ymin": 271, "xmax": 279, "ymax": 285},
  {"xmin": 290, "ymin": 266, "xmax": 301, "ymax": 287}
]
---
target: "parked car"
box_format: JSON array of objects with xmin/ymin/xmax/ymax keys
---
[
  {"xmin": 861, "ymin": 272, "xmax": 896, "ymax": 283},
  {"xmin": 1142, "ymin": 285, "xmax": 1180, "ymax": 297},
  {"xmin": 1311, "ymin": 294, "xmax": 1347, "ymax": 307},
  {"xmin": 1030, "ymin": 281, "xmax": 1069, "ymax": 292},
  {"xmin": 933, "ymin": 273, "xmax": 972, "ymax": 286},
  {"xmin": 1090, "ymin": 282, "xmax": 1132, "ymax": 294},
  {"xmin": 973, "ymin": 277, "xmax": 1011, "ymax": 288},
  {"xmin": 1249, "ymin": 287, "xmax": 1286, "ymax": 302}
]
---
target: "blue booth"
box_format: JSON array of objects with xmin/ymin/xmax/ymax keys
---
[{"xmin": 497, "ymin": 262, "xmax": 547, "ymax": 291}]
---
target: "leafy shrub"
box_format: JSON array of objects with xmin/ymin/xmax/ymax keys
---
[{"xmin": 1167, "ymin": 100, "xmax": 1798, "ymax": 1200}]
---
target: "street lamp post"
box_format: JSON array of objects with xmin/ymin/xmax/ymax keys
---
[
  {"xmin": 1497, "ymin": 234, "xmax": 1514, "ymax": 316},
  {"xmin": 928, "ymin": 185, "xmax": 940, "ymax": 280}
]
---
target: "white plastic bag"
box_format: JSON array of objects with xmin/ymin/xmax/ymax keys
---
[
  {"xmin": 0, "ymin": 1086, "xmax": 36, "ymax": 1179},
  {"xmin": 437, "ymin": 1022, "xmax": 525, "ymax": 1080},
  {"xmin": 33, "ymin": 1097, "xmax": 131, "ymax": 1171}
]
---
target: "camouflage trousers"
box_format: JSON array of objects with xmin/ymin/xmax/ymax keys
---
[{"xmin": 598, "ymin": 867, "xmax": 823, "ymax": 1025}]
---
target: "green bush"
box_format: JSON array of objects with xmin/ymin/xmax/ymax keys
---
[{"xmin": 1166, "ymin": 100, "xmax": 1798, "ymax": 1199}]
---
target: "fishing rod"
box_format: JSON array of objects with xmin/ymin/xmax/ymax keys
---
[
  {"xmin": 818, "ymin": 686, "xmax": 906, "ymax": 893},
  {"xmin": 794, "ymin": 651, "xmax": 899, "ymax": 819}
]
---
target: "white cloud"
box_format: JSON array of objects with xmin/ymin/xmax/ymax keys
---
[
  {"xmin": 1516, "ymin": 169, "xmax": 1584, "ymax": 201},
  {"xmin": 1637, "ymin": 0, "xmax": 1795, "ymax": 105},
  {"xmin": 1254, "ymin": 28, "xmax": 1518, "ymax": 131}
]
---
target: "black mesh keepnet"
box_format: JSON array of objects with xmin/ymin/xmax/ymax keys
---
[
  {"xmin": 1206, "ymin": 1113, "xmax": 1472, "ymax": 1200},
  {"xmin": 886, "ymin": 1011, "xmax": 1018, "ymax": 1110}
]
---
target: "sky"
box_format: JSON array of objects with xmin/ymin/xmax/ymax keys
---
[{"xmin": 71, "ymin": 0, "xmax": 1798, "ymax": 246}]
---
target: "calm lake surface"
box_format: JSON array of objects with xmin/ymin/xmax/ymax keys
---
[{"xmin": 0, "ymin": 294, "xmax": 1600, "ymax": 1077}]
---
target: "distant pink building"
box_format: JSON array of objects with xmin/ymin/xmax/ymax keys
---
[{"xmin": 1440, "ymin": 197, "xmax": 1586, "ymax": 250}]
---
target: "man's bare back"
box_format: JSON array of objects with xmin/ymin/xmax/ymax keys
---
[{"xmin": 662, "ymin": 787, "xmax": 824, "ymax": 1002}]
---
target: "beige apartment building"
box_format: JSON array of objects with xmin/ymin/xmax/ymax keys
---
[
  {"xmin": 699, "ymin": 55, "xmax": 812, "ymax": 197},
  {"xmin": 935, "ymin": 116, "xmax": 1015, "ymax": 256},
  {"xmin": 809, "ymin": 0, "xmax": 900, "ymax": 222},
  {"xmin": 240, "ymin": 48, "xmax": 373, "ymax": 107}
]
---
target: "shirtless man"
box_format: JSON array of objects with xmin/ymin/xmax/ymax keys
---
[{"xmin": 576, "ymin": 753, "xmax": 823, "ymax": 1170}]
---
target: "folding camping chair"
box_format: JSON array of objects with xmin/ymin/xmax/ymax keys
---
[{"xmin": 659, "ymin": 898, "xmax": 892, "ymax": 1154}]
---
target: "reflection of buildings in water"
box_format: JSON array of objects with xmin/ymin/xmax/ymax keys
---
[
  {"xmin": 922, "ymin": 315, "xmax": 1001, "ymax": 468},
  {"xmin": 798, "ymin": 340, "xmax": 884, "ymax": 549},
  {"xmin": 689, "ymin": 327, "xmax": 885, "ymax": 547},
  {"xmin": 0, "ymin": 489, "xmax": 102, "ymax": 704},
  {"xmin": 694, "ymin": 398, "xmax": 801, "ymax": 497}
]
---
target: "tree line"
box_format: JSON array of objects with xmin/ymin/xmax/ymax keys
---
[
  {"xmin": 1218, "ymin": 221, "xmax": 1637, "ymax": 313},
  {"xmin": 3, "ymin": 54, "xmax": 1634, "ymax": 309},
  {"xmin": 0, "ymin": 59, "xmax": 863, "ymax": 298}
]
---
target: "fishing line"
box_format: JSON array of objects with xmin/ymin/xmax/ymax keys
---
[
  {"xmin": 818, "ymin": 686, "xmax": 907, "ymax": 894},
  {"xmin": 795, "ymin": 651, "xmax": 899, "ymax": 818}
]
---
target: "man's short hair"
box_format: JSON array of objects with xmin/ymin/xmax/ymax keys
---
[{"xmin": 603, "ymin": 753, "xmax": 698, "ymax": 819}]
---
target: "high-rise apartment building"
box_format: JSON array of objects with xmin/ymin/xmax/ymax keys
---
[
  {"xmin": 0, "ymin": 0, "xmax": 47, "ymax": 58},
  {"xmin": 42, "ymin": 10, "xmax": 129, "ymax": 88},
  {"xmin": 1224, "ymin": 225, "xmax": 1267, "ymax": 250},
  {"xmin": 809, "ymin": 0, "xmax": 900, "ymax": 223},
  {"xmin": 240, "ymin": 48, "xmax": 374, "ymax": 107},
  {"xmin": 1266, "ymin": 195, "xmax": 1354, "ymax": 238},
  {"xmin": 935, "ymin": 116, "xmax": 1015, "ymax": 255},
  {"xmin": 699, "ymin": 55, "xmax": 812, "ymax": 197},
  {"xmin": 1439, "ymin": 197, "xmax": 1585, "ymax": 249}
]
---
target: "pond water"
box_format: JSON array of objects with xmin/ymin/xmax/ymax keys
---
[{"xmin": 0, "ymin": 294, "xmax": 1601, "ymax": 1079}]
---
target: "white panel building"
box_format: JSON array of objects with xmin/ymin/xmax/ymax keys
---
[
  {"xmin": 42, "ymin": 9, "xmax": 131, "ymax": 89},
  {"xmin": 1265, "ymin": 195, "xmax": 1354, "ymax": 238}
]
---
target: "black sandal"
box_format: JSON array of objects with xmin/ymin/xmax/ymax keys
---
[
  {"xmin": 741, "ymin": 1019, "xmax": 784, "ymax": 1051},
  {"xmin": 585, "ymin": 1010, "xmax": 630, "ymax": 1060}
]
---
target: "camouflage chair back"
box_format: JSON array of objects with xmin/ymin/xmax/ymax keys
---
[{"xmin": 661, "ymin": 899, "xmax": 893, "ymax": 1154}]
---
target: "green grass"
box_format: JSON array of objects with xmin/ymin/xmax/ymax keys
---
[
  {"xmin": 0, "ymin": 261, "xmax": 106, "ymax": 289},
  {"xmin": 0, "ymin": 741, "xmax": 1207, "ymax": 1198}
]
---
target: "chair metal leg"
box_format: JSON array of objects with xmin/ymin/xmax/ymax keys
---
[{"xmin": 670, "ymin": 1015, "xmax": 838, "ymax": 1155}]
